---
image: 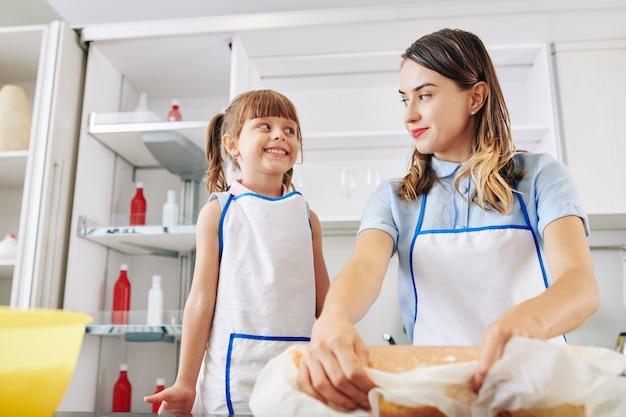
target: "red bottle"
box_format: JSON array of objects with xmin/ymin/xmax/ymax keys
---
[
  {"xmin": 152, "ymin": 377, "xmax": 166, "ymax": 413},
  {"xmin": 167, "ymin": 99, "xmax": 182, "ymax": 121},
  {"xmin": 112, "ymin": 264, "xmax": 131, "ymax": 324},
  {"xmin": 130, "ymin": 182, "xmax": 147, "ymax": 226},
  {"xmin": 112, "ymin": 364, "xmax": 132, "ymax": 412}
]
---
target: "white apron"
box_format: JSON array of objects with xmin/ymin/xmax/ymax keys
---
[
  {"xmin": 193, "ymin": 191, "xmax": 316, "ymax": 415},
  {"xmin": 410, "ymin": 192, "xmax": 565, "ymax": 345}
]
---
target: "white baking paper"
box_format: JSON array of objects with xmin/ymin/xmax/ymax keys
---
[
  {"xmin": 249, "ymin": 338, "xmax": 626, "ymax": 417},
  {"xmin": 474, "ymin": 336, "xmax": 626, "ymax": 417},
  {"xmin": 249, "ymin": 344, "xmax": 476, "ymax": 417}
]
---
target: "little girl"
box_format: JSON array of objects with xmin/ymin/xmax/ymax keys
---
[{"xmin": 145, "ymin": 90, "xmax": 330, "ymax": 415}]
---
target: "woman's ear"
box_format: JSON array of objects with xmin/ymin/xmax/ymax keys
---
[{"xmin": 469, "ymin": 81, "xmax": 488, "ymax": 115}]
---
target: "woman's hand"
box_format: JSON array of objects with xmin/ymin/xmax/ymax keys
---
[
  {"xmin": 470, "ymin": 305, "xmax": 546, "ymax": 392},
  {"xmin": 296, "ymin": 314, "xmax": 376, "ymax": 411},
  {"xmin": 143, "ymin": 383, "xmax": 196, "ymax": 414}
]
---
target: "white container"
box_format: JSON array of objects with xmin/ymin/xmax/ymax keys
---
[
  {"xmin": 147, "ymin": 274, "xmax": 164, "ymax": 325},
  {"xmin": 0, "ymin": 232, "xmax": 17, "ymax": 259},
  {"xmin": 162, "ymin": 190, "xmax": 179, "ymax": 227},
  {"xmin": 0, "ymin": 85, "xmax": 32, "ymax": 151}
]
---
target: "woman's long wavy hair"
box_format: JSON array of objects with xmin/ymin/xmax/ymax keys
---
[
  {"xmin": 399, "ymin": 28, "xmax": 523, "ymax": 214},
  {"xmin": 205, "ymin": 90, "xmax": 303, "ymax": 194}
]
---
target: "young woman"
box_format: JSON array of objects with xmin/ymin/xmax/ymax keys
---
[
  {"xmin": 145, "ymin": 90, "xmax": 330, "ymax": 415},
  {"xmin": 296, "ymin": 28, "xmax": 599, "ymax": 411}
]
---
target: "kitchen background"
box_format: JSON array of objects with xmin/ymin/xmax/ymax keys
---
[{"xmin": 1, "ymin": 0, "xmax": 626, "ymax": 413}]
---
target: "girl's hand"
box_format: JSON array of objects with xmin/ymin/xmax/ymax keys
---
[
  {"xmin": 143, "ymin": 383, "xmax": 196, "ymax": 414},
  {"xmin": 296, "ymin": 314, "xmax": 376, "ymax": 411}
]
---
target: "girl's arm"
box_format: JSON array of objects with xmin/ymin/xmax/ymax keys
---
[
  {"xmin": 472, "ymin": 215, "xmax": 600, "ymax": 391},
  {"xmin": 309, "ymin": 210, "xmax": 330, "ymax": 318},
  {"xmin": 144, "ymin": 200, "xmax": 222, "ymax": 413},
  {"xmin": 297, "ymin": 228, "xmax": 395, "ymax": 411}
]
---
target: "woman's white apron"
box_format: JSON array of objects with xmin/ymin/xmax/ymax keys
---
[
  {"xmin": 193, "ymin": 191, "xmax": 316, "ymax": 415},
  {"xmin": 410, "ymin": 193, "xmax": 564, "ymax": 345}
]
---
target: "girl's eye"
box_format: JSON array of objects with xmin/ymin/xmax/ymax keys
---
[
  {"xmin": 258, "ymin": 123, "xmax": 270, "ymax": 130},
  {"xmin": 285, "ymin": 127, "xmax": 295, "ymax": 134}
]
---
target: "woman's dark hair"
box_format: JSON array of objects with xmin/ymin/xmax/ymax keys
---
[{"xmin": 399, "ymin": 28, "xmax": 521, "ymax": 213}]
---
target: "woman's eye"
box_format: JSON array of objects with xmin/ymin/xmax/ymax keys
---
[
  {"xmin": 418, "ymin": 94, "xmax": 431, "ymax": 101},
  {"xmin": 400, "ymin": 98, "xmax": 409, "ymax": 107}
]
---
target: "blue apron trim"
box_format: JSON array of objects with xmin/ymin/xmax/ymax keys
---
[
  {"xmin": 225, "ymin": 332, "xmax": 311, "ymax": 415},
  {"xmin": 515, "ymin": 193, "xmax": 550, "ymax": 289},
  {"xmin": 218, "ymin": 193, "xmax": 235, "ymax": 263},
  {"xmin": 233, "ymin": 190, "xmax": 302, "ymax": 201},
  {"xmin": 409, "ymin": 195, "xmax": 427, "ymax": 326}
]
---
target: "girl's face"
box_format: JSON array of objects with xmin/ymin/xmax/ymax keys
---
[
  {"xmin": 228, "ymin": 115, "xmax": 299, "ymax": 187},
  {"xmin": 399, "ymin": 59, "xmax": 475, "ymax": 163}
]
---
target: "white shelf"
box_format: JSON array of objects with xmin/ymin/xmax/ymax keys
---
[
  {"xmin": 87, "ymin": 112, "xmax": 209, "ymax": 167},
  {"xmin": 78, "ymin": 216, "xmax": 196, "ymax": 256},
  {"xmin": 87, "ymin": 111, "xmax": 549, "ymax": 166},
  {"xmin": 85, "ymin": 310, "xmax": 182, "ymax": 341},
  {"xmin": 0, "ymin": 150, "xmax": 28, "ymax": 187}
]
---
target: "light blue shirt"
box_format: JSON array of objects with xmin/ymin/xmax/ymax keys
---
[{"xmin": 358, "ymin": 152, "xmax": 588, "ymax": 337}]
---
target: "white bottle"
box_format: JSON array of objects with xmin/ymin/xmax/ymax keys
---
[
  {"xmin": 132, "ymin": 92, "xmax": 151, "ymax": 122},
  {"xmin": 0, "ymin": 232, "xmax": 17, "ymax": 259},
  {"xmin": 147, "ymin": 275, "xmax": 164, "ymax": 325},
  {"xmin": 162, "ymin": 190, "xmax": 179, "ymax": 227}
]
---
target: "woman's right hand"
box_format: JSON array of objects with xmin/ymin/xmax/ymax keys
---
[
  {"xmin": 296, "ymin": 314, "xmax": 376, "ymax": 411},
  {"xmin": 143, "ymin": 383, "xmax": 196, "ymax": 414}
]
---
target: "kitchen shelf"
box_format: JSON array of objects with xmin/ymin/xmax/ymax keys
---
[
  {"xmin": 85, "ymin": 310, "xmax": 182, "ymax": 342},
  {"xmin": 87, "ymin": 112, "xmax": 209, "ymax": 168},
  {"xmin": 78, "ymin": 215, "xmax": 196, "ymax": 256},
  {"xmin": 87, "ymin": 111, "xmax": 549, "ymax": 165},
  {"xmin": 0, "ymin": 150, "xmax": 28, "ymax": 187}
]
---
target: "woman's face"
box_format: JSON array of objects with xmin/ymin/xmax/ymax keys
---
[{"xmin": 399, "ymin": 59, "xmax": 475, "ymax": 163}]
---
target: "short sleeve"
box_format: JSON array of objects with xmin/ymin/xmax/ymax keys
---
[{"xmin": 358, "ymin": 180, "xmax": 401, "ymax": 252}]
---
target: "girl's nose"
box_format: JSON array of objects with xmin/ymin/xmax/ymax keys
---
[{"xmin": 273, "ymin": 130, "xmax": 285, "ymax": 141}]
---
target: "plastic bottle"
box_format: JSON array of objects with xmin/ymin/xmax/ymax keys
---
[
  {"xmin": 112, "ymin": 264, "xmax": 131, "ymax": 325},
  {"xmin": 147, "ymin": 274, "xmax": 163, "ymax": 325},
  {"xmin": 112, "ymin": 363, "xmax": 132, "ymax": 412},
  {"xmin": 132, "ymin": 92, "xmax": 150, "ymax": 122},
  {"xmin": 130, "ymin": 182, "xmax": 147, "ymax": 226},
  {"xmin": 151, "ymin": 377, "xmax": 166, "ymax": 413},
  {"xmin": 0, "ymin": 232, "xmax": 17, "ymax": 259},
  {"xmin": 162, "ymin": 189, "xmax": 179, "ymax": 227},
  {"xmin": 167, "ymin": 99, "xmax": 182, "ymax": 121}
]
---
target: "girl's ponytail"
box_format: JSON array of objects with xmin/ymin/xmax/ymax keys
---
[{"xmin": 205, "ymin": 113, "xmax": 228, "ymax": 193}]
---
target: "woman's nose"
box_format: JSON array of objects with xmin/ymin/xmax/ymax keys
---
[{"xmin": 404, "ymin": 102, "xmax": 420, "ymax": 125}]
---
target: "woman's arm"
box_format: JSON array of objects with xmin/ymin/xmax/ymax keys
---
[
  {"xmin": 309, "ymin": 210, "xmax": 330, "ymax": 318},
  {"xmin": 144, "ymin": 200, "xmax": 222, "ymax": 413},
  {"xmin": 471, "ymin": 215, "xmax": 599, "ymax": 391},
  {"xmin": 297, "ymin": 228, "xmax": 395, "ymax": 410}
]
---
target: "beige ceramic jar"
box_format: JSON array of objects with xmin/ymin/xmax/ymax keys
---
[{"xmin": 0, "ymin": 85, "xmax": 32, "ymax": 151}]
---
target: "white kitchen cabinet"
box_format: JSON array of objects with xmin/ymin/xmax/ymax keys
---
[
  {"xmin": 0, "ymin": 22, "xmax": 85, "ymax": 307},
  {"xmin": 231, "ymin": 29, "xmax": 561, "ymax": 224},
  {"xmin": 552, "ymin": 39, "xmax": 626, "ymax": 230}
]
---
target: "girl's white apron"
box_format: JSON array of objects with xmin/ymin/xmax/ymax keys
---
[
  {"xmin": 410, "ymin": 193, "xmax": 564, "ymax": 345},
  {"xmin": 193, "ymin": 191, "xmax": 316, "ymax": 415}
]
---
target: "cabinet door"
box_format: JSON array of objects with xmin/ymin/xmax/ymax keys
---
[{"xmin": 553, "ymin": 40, "xmax": 626, "ymax": 227}]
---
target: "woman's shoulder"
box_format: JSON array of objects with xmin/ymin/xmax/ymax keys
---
[{"xmin": 514, "ymin": 152, "xmax": 568, "ymax": 176}]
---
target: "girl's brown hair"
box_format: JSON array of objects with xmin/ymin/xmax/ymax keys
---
[
  {"xmin": 205, "ymin": 89, "xmax": 303, "ymax": 194},
  {"xmin": 400, "ymin": 28, "xmax": 523, "ymax": 213}
]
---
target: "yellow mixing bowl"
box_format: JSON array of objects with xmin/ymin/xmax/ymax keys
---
[{"xmin": 0, "ymin": 307, "xmax": 92, "ymax": 417}]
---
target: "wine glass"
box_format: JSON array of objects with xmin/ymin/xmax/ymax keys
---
[
  {"xmin": 339, "ymin": 167, "xmax": 356, "ymax": 198},
  {"xmin": 365, "ymin": 165, "xmax": 381, "ymax": 192}
]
